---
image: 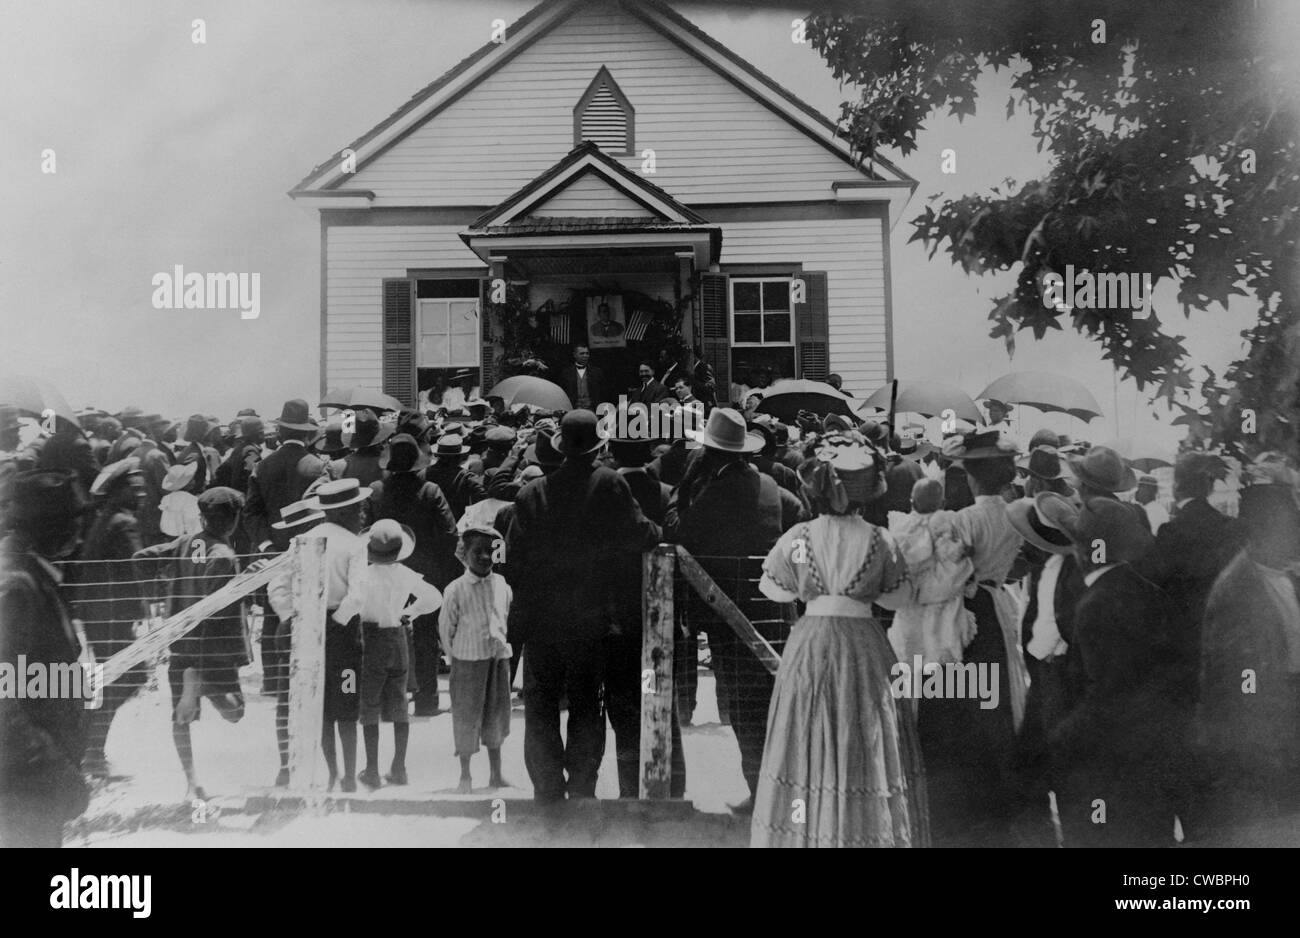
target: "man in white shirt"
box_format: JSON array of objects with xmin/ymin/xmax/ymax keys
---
[{"xmin": 304, "ymin": 478, "xmax": 372, "ymax": 792}]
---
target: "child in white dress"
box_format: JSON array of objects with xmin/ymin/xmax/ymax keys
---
[{"xmin": 887, "ymin": 478, "xmax": 975, "ymax": 667}]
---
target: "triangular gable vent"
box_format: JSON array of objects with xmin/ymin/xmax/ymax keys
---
[{"xmin": 574, "ymin": 66, "xmax": 633, "ymax": 156}]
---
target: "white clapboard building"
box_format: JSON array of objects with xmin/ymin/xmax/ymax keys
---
[{"xmin": 291, "ymin": 0, "xmax": 914, "ymax": 406}]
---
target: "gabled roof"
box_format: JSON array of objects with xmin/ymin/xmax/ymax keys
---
[
  {"xmin": 289, "ymin": 0, "xmax": 916, "ymax": 197},
  {"xmin": 468, "ymin": 142, "xmax": 707, "ymax": 230}
]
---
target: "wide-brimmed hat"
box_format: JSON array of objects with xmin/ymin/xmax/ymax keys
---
[
  {"xmin": 238, "ymin": 416, "xmax": 265, "ymax": 441},
  {"xmin": 381, "ymin": 433, "xmax": 430, "ymax": 472},
  {"xmin": 433, "ymin": 433, "xmax": 471, "ymax": 458},
  {"xmin": 162, "ymin": 461, "xmax": 199, "ymax": 493},
  {"xmin": 184, "ymin": 414, "xmax": 214, "ymax": 444},
  {"xmin": 449, "ymin": 369, "xmax": 477, "ymax": 385},
  {"xmin": 1067, "ymin": 496, "xmax": 1153, "ymax": 565},
  {"xmin": 274, "ymin": 398, "xmax": 318, "ymax": 433},
  {"xmin": 943, "ymin": 428, "xmax": 1019, "ymax": 462},
  {"xmin": 8, "ymin": 470, "xmax": 90, "ymax": 529},
  {"xmin": 1034, "ymin": 491, "xmax": 1081, "ymax": 535},
  {"xmin": 1017, "ymin": 445, "xmax": 1068, "ymax": 481},
  {"xmin": 554, "ymin": 409, "xmax": 604, "ymax": 457},
  {"xmin": 344, "ymin": 409, "xmax": 394, "ymax": 451},
  {"xmin": 524, "ymin": 429, "xmax": 563, "ymax": 467},
  {"xmin": 271, "ymin": 499, "xmax": 326, "ymax": 530},
  {"xmin": 90, "ymin": 456, "xmax": 142, "ymax": 496},
  {"xmin": 307, "ymin": 477, "xmax": 372, "ymax": 511},
  {"xmin": 688, "ymin": 407, "xmax": 763, "ymax": 454},
  {"xmin": 364, "ymin": 519, "xmax": 415, "ymax": 564},
  {"xmin": 313, "ymin": 419, "xmax": 349, "ymax": 457},
  {"xmin": 1067, "ymin": 445, "xmax": 1136, "ymax": 493},
  {"xmin": 798, "ymin": 441, "xmax": 887, "ymax": 509},
  {"xmin": 1008, "ymin": 495, "xmax": 1076, "ymax": 556}
]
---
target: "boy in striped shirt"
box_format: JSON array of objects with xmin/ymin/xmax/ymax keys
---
[{"xmin": 439, "ymin": 526, "xmax": 512, "ymax": 793}]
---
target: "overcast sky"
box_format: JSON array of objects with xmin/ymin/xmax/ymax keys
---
[{"xmin": 3, "ymin": 0, "xmax": 1292, "ymax": 458}]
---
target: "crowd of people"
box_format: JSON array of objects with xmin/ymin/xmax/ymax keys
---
[{"xmin": 1, "ymin": 353, "xmax": 1298, "ymax": 850}]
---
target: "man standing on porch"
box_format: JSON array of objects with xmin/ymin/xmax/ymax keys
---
[{"xmin": 557, "ymin": 345, "xmax": 606, "ymax": 412}]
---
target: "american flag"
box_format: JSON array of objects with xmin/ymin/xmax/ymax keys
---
[
  {"xmin": 625, "ymin": 308, "xmax": 650, "ymax": 342},
  {"xmin": 550, "ymin": 313, "xmax": 569, "ymax": 345}
]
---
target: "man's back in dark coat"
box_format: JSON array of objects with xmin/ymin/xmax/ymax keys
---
[
  {"xmin": 506, "ymin": 460, "xmax": 660, "ymax": 643},
  {"xmin": 243, "ymin": 441, "xmax": 326, "ymax": 552},
  {"xmin": 370, "ymin": 471, "xmax": 459, "ymax": 589},
  {"xmin": 423, "ymin": 459, "xmax": 486, "ymax": 522}
]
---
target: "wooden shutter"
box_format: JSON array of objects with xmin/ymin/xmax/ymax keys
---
[
  {"xmin": 479, "ymin": 278, "xmax": 496, "ymax": 394},
  {"xmin": 795, "ymin": 271, "xmax": 829, "ymax": 381},
  {"xmin": 699, "ymin": 271, "xmax": 730, "ymax": 400},
  {"xmin": 382, "ymin": 278, "xmax": 416, "ymax": 407}
]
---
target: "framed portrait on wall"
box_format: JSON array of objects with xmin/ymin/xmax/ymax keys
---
[{"xmin": 586, "ymin": 295, "xmax": 627, "ymax": 349}]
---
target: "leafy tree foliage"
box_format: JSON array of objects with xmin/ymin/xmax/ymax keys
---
[{"xmin": 808, "ymin": 0, "xmax": 1299, "ymax": 457}]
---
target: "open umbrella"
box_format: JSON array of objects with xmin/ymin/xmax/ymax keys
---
[
  {"xmin": 319, "ymin": 387, "xmax": 403, "ymax": 413},
  {"xmin": 0, "ymin": 374, "xmax": 80, "ymax": 434},
  {"xmin": 977, "ymin": 371, "xmax": 1103, "ymax": 423},
  {"xmin": 1130, "ymin": 457, "xmax": 1172, "ymax": 472},
  {"xmin": 487, "ymin": 375, "xmax": 572, "ymax": 412},
  {"xmin": 753, "ymin": 379, "xmax": 855, "ymax": 423},
  {"xmin": 860, "ymin": 380, "xmax": 982, "ymax": 423}
]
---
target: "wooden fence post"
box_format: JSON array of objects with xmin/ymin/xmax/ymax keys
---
[
  {"xmin": 287, "ymin": 535, "xmax": 328, "ymax": 791},
  {"xmin": 639, "ymin": 543, "xmax": 676, "ymax": 800}
]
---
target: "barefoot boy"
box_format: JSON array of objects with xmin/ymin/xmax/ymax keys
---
[{"xmin": 439, "ymin": 526, "xmax": 513, "ymax": 793}]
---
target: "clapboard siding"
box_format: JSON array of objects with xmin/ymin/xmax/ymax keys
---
[
  {"xmin": 325, "ymin": 225, "xmax": 481, "ymax": 388},
  {"xmin": 531, "ymin": 173, "xmax": 650, "ymax": 216},
  {"xmin": 720, "ymin": 217, "xmax": 889, "ymax": 395},
  {"xmin": 347, "ymin": 4, "xmax": 854, "ymax": 205}
]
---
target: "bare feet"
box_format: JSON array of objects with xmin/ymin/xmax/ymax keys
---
[
  {"xmin": 487, "ymin": 775, "xmax": 511, "ymax": 790},
  {"xmin": 456, "ymin": 775, "xmax": 473, "ymax": 795}
]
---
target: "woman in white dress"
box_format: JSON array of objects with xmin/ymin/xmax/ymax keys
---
[{"xmin": 751, "ymin": 436, "xmax": 929, "ymax": 847}]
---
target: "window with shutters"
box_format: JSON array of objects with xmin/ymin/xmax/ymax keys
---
[{"xmin": 574, "ymin": 66, "xmax": 634, "ymax": 156}]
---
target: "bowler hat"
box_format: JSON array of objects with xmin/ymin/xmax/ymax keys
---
[
  {"xmin": 1067, "ymin": 446, "xmax": 1136, "ymax": 493},
  {"xmin": 688, "ymin": 407, "xmax": 763, "ymax": 454},
  {"xmin": 524, "ymin": 429, "xmax": 563, "ymax": 467},
  {"xmin": 364, "ymin": 519, "xmax": 415, "ymax": 565},
  {"xmin": 554, "ymin": 410, "xmax": 604, "ymax": 457},
  {"xmin": 274, "ymin": 399, "xmax": 318, "ymax": 433}
]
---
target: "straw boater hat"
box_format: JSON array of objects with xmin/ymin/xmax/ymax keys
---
[
  {"xmin": 272, "ymin": 499, "xmax": 325, "ymax": 530},
  {"xmin": 90, "ymin": 456, "xmax": 141, "ymax": 497},
  {"xmin": 798, "ymin": 438, "xmax": 888, "ymax": 510},
  {"xmin": 1007, "ymin": 493, "xmax": 1077, "ymax": 556},
  {"xmin": 1067, "ymin": 445, "xmax": 1136, "ymax": 493},
  {"xmin": 307, "ymin": 477, "xmax": 372, "ymax": 511},
  {"xmin": 363, "ymin": 519, "xmax": 416, "ymax": 565},
  {"xmin": 688, "ymin": 407, "xmax": 764, "ymax": 454},
  {"xmin": 433, "ymin": 432, "xmax": 471, "ymax": 458}
]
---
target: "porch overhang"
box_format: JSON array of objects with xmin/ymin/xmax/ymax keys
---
[{"xmin": 460, "ymin": 218, "xmax": 721, "ymax": 273}]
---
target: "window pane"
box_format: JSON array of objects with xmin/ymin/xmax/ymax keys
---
[
  {"xmin": 450, "ymin": 300, "xmax": 479, "ymax": 334},
  {"xmin": 763, "ymin": 313, "xmax": 791, "ymax": 343},
  {"xmin": 420, "ymin": 300, "xmax": 449, "ymax": 335},
  {"xmin": 419, "ymin": 334, "xmax": 450, "ymax": 367},
  {"xmin": 733, "ymin": 281, "xmax": 761, "ymax": 312},
  {"xmin": 733, "ymin": 313, "xmax": 761, "ymax": 343},
  {"xmin": 450, "ymin": 333, "xmax": 479, "ymax": 366},
  {"xmin": 762, "ymin": 280, "xmax": 791, "ymax": 311}
]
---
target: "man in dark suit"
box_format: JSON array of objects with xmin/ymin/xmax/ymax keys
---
[
  {"xmin": 556, "ymin": 344, "xmax": 607, "ymax": 412},
  {"xmin": 630, "ymin": 362, "xmax": 673, "ymax": 406},
  {"xmin": 1142, "ymin": 452, "xmax": 1243, "ymax": 703},
  {"xmin": 1198, "ymin": 461, "xmax": 1300, "ymax": 827},
  {"xmin": 1051, "ymin": 498, "xmax": 1188, "ymax": 847},
  {"xmin": 242, "ymin": 399, "xmax": 327, "ymax": 693},
  {"xmin": 0, "ymin": 472, "xmax": 90, "ymax": 847},
  {"xmin": 505, "ymin": 411, "xmax": 661, "ymax": 803}
]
